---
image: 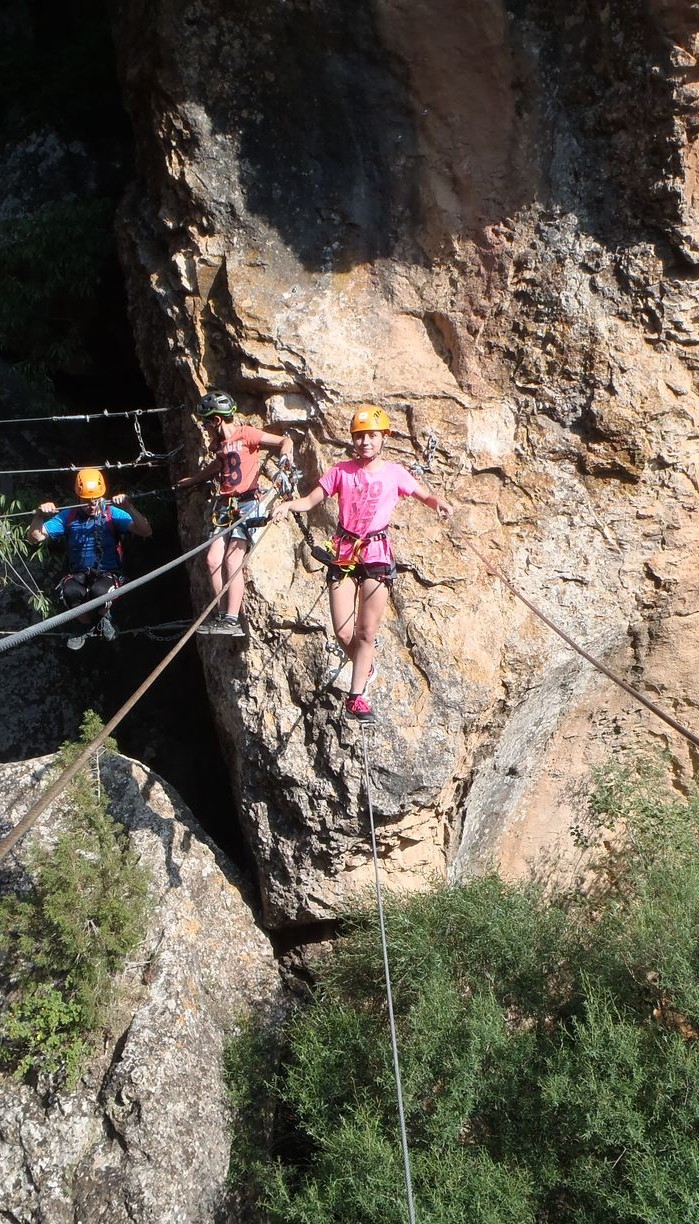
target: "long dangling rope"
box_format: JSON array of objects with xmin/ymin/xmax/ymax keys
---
[{"xmin": 360, "ymin": 725, "xmax": 417, "ymax": 1224}]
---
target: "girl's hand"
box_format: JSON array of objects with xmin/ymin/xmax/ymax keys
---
[
  {"xmin": 436, "ymin": 499, "xmax": 454, "ymax": 520},
  {"xmin": 272, "ymin": 503, "xmax": 291, "ymax": 524}
]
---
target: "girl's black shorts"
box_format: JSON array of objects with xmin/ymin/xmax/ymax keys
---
[{"xmin": 326, "ymin": 561, "xmax": 397, "ymax": 587}]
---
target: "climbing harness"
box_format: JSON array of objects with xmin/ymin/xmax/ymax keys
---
[
  {"xmin": 360, "ymin": 726, "xmax": 417, "ymax": 1224},
  {"xmin": 291, "ymin": 512, "xmax": 391, "ymax": 579},
  {"xmin": 210, "ymin": 491, "xmax": 260, "ymax": 530}
]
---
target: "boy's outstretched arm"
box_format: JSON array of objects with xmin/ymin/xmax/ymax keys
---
[
  {"xmin": 258, "ymin": 430, "xmax": 294, "ymax": 462},
  {"xmin": 175, "ymin": 457, "xmax": 220, "ymax": 490}
]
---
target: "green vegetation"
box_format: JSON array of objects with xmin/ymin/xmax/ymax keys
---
[
  {"xmin": 225, "ymin": 757, "xmax": 699, "ymax": 1222},
  {"xmin": 0, "ymin": 493, "xmax": 52, "ymax": 616},
  {"xmin": 0, "ymin": 712, "xmax": 152, "ymax": 1087}
]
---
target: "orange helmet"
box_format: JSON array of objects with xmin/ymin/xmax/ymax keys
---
[
  {"xmin": 75, "ymin": 468, "xmax": 106, "ymax": 499},
  {"xmin": 350, "ymin": 406, "xmax": 392, "ymax": 435}
]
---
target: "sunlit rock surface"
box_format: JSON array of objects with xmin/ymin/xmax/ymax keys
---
[{"xmin": 112, "ymin": 0, "xmax": 699, "ymax": 923}]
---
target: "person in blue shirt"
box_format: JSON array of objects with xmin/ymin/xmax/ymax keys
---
[{"xmin": 28, "ymin": 467, "xmax": 152, "ymax": 650}]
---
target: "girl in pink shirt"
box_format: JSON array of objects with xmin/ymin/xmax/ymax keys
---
[{"xmin": 273, "ymin": 406, "xmax": 453, "ymax": 723}]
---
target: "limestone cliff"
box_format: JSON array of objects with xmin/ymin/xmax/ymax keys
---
[{"xmin": 111, "ymin": 0, "xmax": 699, "ymax": 925}]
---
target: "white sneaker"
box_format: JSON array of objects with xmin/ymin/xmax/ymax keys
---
[{"xmin": 66, "ymin": 632, "xmax": 88, "ymax": 651}]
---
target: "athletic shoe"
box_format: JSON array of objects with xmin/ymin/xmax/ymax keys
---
[
  {"xmin": 199, "ymin": 613, "xmax": 246, "ymax": 637},
  {"xmin": 99, "ymin": 613, "xmax": 118, "ymax": 642},
  {"xmin": 216, "ymin": 614, "xmax": 246, "ymax": 637},
  {"xmin": 345, "ymin": 694, "xmax": 377, "ymax": 723},
  {"xmin": 66, "ymin": 632, "xmax": 88, "ymax": 651},
  {"xmin": 196, "ymin": 613, "xmax": 225, "ymax": 635},
  {"xmin": 363, "ymin": 663, "xmax": 379, "ymax": 694}
]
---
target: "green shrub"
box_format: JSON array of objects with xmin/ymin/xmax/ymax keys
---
[
  {"xmin": 0, "ymin": 712, "xmax": 152, "ymax": 1086},
  {"xmin": 0, "ymin": 493, "xmax": 52, "ymax": 615},
  {"xmin": 225, "ymin": 756, "xmax": 699, "ymax": 1221}
]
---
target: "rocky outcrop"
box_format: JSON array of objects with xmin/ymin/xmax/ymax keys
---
[
  {"xmin": 111, "ymin": 0, "xmax": 699, "ymax": 924},
  {"xmin": 0, "ymin": 755, "xmax": 280, "ymax": 1222}
]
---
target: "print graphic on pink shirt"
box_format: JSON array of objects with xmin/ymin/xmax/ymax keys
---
[{"xmin": 319, "ymin": 460, "xmax": 420, "ymax": 565}]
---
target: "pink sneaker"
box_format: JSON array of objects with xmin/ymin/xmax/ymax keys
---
[{"xmin": 345, "ymin": 694, "xmax": 377, "ymax": 724}]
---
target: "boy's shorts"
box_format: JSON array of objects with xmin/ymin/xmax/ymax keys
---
[{"xmin": 208, "ymin": 493, "xmax": 262, "ymax": 544}]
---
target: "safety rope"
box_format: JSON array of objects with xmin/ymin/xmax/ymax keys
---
[
  {"xmin": 0, "ymin": 517, "xmax": 276, "ymax": 863},
  {"xmin": 0, "ymin": 504, "xmax": 267, "ymax": 655},
  {"xmin": 0, "ymin": 594, "xmax": 223, "ymax": 863},
  {"xmin": 360, "ymin": 726, "xmax": 417, "ymax": 1224},
  {"xmin": 0, "ymin": 407, "xmax": 170, "ymax": 426},
  {"xmin": 453, "ymin": 532, "xmax": 699, "ymax": 751}
]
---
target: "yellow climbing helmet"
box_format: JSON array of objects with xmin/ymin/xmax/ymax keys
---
[
  {"xmin": 75, "ymin": 468, "xmax": 106, "ymax": 499},
  {"xmin": 350, "ymin": 405, "xmax": 392, "ymax": 435}
]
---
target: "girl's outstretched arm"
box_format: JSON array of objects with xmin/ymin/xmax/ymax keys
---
[
  {"xmin": 272, "ymin": 485, "xmax": 327, "ymax": 522},
  {"xmin": 411, "ymin": 483, "xmax": 454, "ymax": 520}
]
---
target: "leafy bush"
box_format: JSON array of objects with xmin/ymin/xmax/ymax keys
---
[
  {"xmin": 0, "ymin": 712, "xmax": 152, "ymax": 1086},
  {"xmin": 225, "ymin": 756, "xmax": 699, "ymax": 1222},
  {"xmin": 0, "ymin": 494, "xmax": 52, "ymax": 615}
]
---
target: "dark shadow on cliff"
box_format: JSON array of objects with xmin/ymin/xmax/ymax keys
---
[
  {"xmin": 507, "ymin": 0, "xmax": 690, "ymax": 255},
  {"xmin": 209, "ymin": 0, "xmax": 420, "ymax": 271}
]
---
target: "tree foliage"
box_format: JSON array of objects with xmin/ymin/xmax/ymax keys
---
[
  {"xmin": 0, "ymin": 494, "xmax": 52, "ymax": 615},
  {"xmin": 225, "ymin": 757, "xmax": 699, "ymax": 1222},
  {"xmin": 0, "ymin": 712, "xmax": 152, "ymax": 1087}
]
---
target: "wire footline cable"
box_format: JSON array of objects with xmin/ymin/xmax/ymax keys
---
[
  {"xmin": 0, "ymin": 517, "xmax": 276, "ymax": 863},
  {"xmin": 454, "ymin": 532, "xmax": 699, "ymax": 751},
  {"xmin": 0, "ymin": 594, "xmax": 223, "ymax": 863},
  {"xmin": 360, "ymin": 726, "xmax": 417, "ymax": 1224},
  {"xmin": 0, "ymin": 459, "xmax": 170, "ymax": 477},
  {"xmin": 0, "ymin": 512, "xmax": 257, "ymax": 655},
  {"xmin": 0, "ymin": 407, "xmax": 169, "ymax": 426}
]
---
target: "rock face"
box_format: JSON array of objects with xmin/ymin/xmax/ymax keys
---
[
  {"xmin": 0, "ymin": 755, "xmax": 280, "ymax": 1223},
  {"xmin": 111, "ymin": 0, "xmax": 699, "ymax": 924}
]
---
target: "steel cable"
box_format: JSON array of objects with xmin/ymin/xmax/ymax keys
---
[
  {"xmin": 0, "ymin": 516, "xmax": 276, "ymax": 862},
  {"xmin": 0, "ymin": 407, "xmax": 169, "ymax": 426},
  {"xmin": 453, "ymin": 531, "xmax": 699, "ymax": 750},
  {"xmin": 360, "ymin": 725, "xmax": 417, "ymax": 1224},
  {"xmin": 0, "ymin": 497, "xmax": 273, "ymax": 655}
]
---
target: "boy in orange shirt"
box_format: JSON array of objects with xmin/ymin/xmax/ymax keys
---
[{"xmin": 176, "ymin": 391, "xmax": 293, "ymax": 636}]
